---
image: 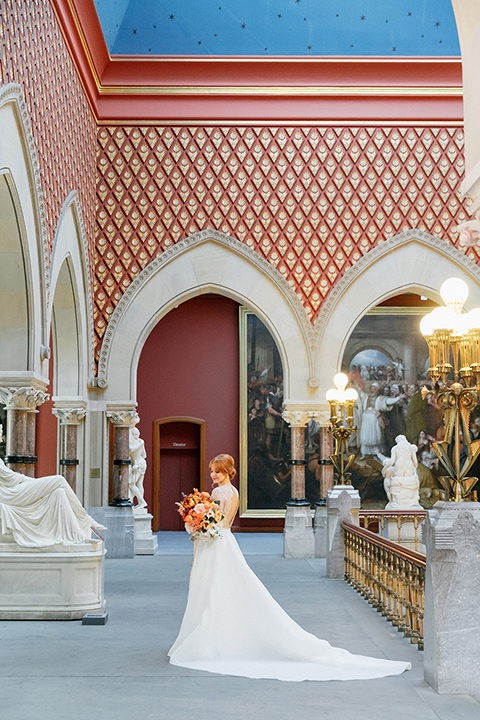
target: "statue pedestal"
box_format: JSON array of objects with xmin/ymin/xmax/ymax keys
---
[
  {"xmin": 87, "ymin": 506, "xmax": 135, "ymax": 559},
  {"xmin": 283, "ymin": 505, "xmax": 314, "ymax": 558},
  {"xmin": 0, "ymin": 539, "xmax": 105, "ymax": 619},
  {"xmin": 423, "ymin": 502, "xmax": 480, "ymax": 695},
  {"xmin": 327, "ymin": 485, "xmax": 360, "ymax": 578},
  {"xmin": 133, "ymin": 509, "xmax": 158, "ymax": 555}
]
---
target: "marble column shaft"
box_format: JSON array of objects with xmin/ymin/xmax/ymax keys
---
[
  {"xmin": 107, "ymin": 411, "xmax": 139, "ymax": 506},
  {"xmin": 0, "ymin": 387, "xmax": 48, "ymax": 475},
  {"xmin": 53, "ymin": 408, "xmax": 87, "ymax": 492},
  {"xmin": 290, "ymin": 425, "xmax": 306, "ymax": 501},
  {"xmin": 318, "ymin": 426, "xmax": 334, "ymax": 499}
]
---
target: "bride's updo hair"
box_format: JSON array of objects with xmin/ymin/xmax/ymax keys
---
[{"xmin": 209, "ymin": 454, "xmax": 236, "ymax": 480}]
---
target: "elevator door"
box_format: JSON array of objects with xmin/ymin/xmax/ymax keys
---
[{"xmin": 156, "ymin": 420, "xmax": 203, "ymax": 530}]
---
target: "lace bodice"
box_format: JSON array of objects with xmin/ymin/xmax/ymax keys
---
[{"xmin": 211, "ymin": 483, "xmax": 239, "ymax": 528}]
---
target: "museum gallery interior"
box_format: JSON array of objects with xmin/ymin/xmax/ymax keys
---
[{"xmin": 2, "ymin": 0, "xmax": 480, "ymax": 705}]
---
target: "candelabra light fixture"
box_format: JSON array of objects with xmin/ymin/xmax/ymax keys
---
[
  {"xmin": 326, "ymin": 373, "xmax": 358, "ymax": 485},
  {"xmin": 420, "ymin": 277, "xmax": 480, "ymax": 501}
]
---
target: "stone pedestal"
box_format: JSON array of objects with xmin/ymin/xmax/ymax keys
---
[
  {"xmin": 283, "ymin": 505, "xmax": 314, "ymax": 558},
  {"xmin": 0, "ymin": 539, "xmax": 105, "ymax": 619},
  {"xmin": 326, "ymin": 485, "xmax": 360, "ymax": 578},
  {"xmin": 133, "ymin": 509, "xmax": 158, "ymax": 555},
  {"xmin": 423, "ymin": 502, "xmax": 480, "ymax": 696},
  {"xmin": 87, "ymin": 506, "xmax": 135, "ymax": 559},
  {"xmin": 313, "ymin": 502, "xmax": 328, "ymax": 558}
]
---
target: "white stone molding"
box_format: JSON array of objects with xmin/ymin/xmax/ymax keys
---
[
  {"xmin": 96, "ymin": 228, "xmax": 314, "ymax": 389},
  {"xmin": 0, "ymin": 387, "xmax": 49, "ymax": 411},
  {"xmin": 107, "ymin": 410, "xmax": 139, "ymax": 428},
  {"xmin": 455, "ymin": 217, "xmax": 480, "ymax": 247},
  {"xmin": 52, "ymin": 407, "xmax": 87, "ymax": 425},
  {"xmin": 0, "ymin": 83, "xmax": 49, "ymax": 300},
  {"xmin": 314, "ymin": 229, "xmax": 480, "ymax": 337},
  {"xmin": 50, "ymin": 191, "xmax": 96, "ymax": 384}
]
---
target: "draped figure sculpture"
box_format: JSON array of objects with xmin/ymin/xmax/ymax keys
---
[
  {"xmin": 381, "ymin": 435, "xmax": 422, "ymax": 510},
  {"xmin": 0, "ymin": 426, "xmax": 104, "ymax": 547},
  {"xmin": 128, "ymin": 427, "xmax": 147, "ymax": 511}
]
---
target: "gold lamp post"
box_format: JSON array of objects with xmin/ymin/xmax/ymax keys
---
[
  {"xmin": 326, "ymin": 373, "xmax": 358, "ymax": 485},
  {"xmin": 420, "ymin": 277, "xmax": 480, "ymax": 501}
]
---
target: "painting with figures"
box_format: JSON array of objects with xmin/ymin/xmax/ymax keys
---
[{"xmin": 340, "ymin": 295, "xmax": 479, "ymax": 508}]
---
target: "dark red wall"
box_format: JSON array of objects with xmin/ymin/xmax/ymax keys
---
[
  {"xmin": 137, "ymin": 294, "xmax": 240, "ymax": 516},
  {"xmin": 36, "ymin": 386, "xmax": 58, "ymax": 477}
]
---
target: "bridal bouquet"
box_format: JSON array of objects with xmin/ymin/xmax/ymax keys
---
[{"xmin": 176, "ymin": 489, "xmax": 225, "ymax": 541}]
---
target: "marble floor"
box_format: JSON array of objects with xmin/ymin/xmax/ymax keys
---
[{"xmin": 0, "ymin": 532, "xmax": 479, "ymax": 720}]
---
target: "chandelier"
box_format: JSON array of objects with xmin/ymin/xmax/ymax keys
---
[{"xmin": 325, "ymin": 373, "xmax": 358, "ymax": 485}]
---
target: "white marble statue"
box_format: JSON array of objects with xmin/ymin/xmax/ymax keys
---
[
  {"xmin": 0, "ymin": 438, "xmax": 104, "ymax": 548},
  {"xmin": 381, "ymin": 435, "xmax": 422, "ymax": 510},
  {"xmin": 129, "ymin": 427, "xmax": 147, "ymax": 512}
]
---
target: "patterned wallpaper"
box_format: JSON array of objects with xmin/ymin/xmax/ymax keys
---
[
  {"xmin": 95, "ymin": 124, "xmax": 472, "ymax": 357},
  {"xmin": 0, "ymin": 0, "xmax": 97, "ymax": 264}
]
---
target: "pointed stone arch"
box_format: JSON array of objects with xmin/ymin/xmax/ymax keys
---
[
  {"xmin": 49, "ymin": 191, "xmax": 95, "ymax": 394},
  {"xmin": 313, "ymin": 229, "xmax": 480, "ymax": 396},
  {"xmin": 0, "ymin": 83, "xmax": 49, "ymax": 380},
  {"xmin": 96, "ymin": 229, "xmax": 313, "ymax": 402}
]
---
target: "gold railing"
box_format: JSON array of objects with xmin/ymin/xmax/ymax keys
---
[
  {"xmin": 359, "ymin": 510, "xmax": 427, "ymax": 552},
  {"xmin": 343, "ymin": 520, "xmax": 426, "ymax": 650}
]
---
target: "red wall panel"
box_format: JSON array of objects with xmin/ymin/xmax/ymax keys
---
[{"xmin": 136, "ymin": 294, "xmax": 240, "ymax": 518}]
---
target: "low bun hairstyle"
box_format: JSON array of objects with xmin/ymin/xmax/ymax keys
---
[{"xmin": 209, "ymin": 454, "xmax": 236, "ymax": 480}]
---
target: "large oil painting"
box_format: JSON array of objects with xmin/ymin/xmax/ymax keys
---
[
  {"xmin": 341, "ymin": 296, "xmax": 458, "ymax": 509},
  {"xmin": 239, "ymin": 309, "xmax": 324, "ymax": 517}
]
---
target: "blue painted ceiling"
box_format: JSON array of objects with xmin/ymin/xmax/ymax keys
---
[{"xmin": 93, "ymin": 0, "xmax": 460, "ymax": 57}]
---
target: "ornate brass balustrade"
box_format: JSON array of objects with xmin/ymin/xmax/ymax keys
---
[
  {"xmin": 343, "ymin": 520, "xmax": 425, "ymax": 650},
  {"xmin": 359, "ymin": 509, "xmax": 427, "ymax": 552}
]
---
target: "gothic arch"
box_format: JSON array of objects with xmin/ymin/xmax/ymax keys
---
[
  {"xmin": 313, "ymin": 229, "xmax": 480, "ymax": 397},
  {"xmin": 49, "ymin": 191, "xmax": 95, "ymax": 395},
  {"xmin": 97, "ymin": 229, "xmax": 313, "ymax": 402},
  {"xmin": 0, "ymin": 84, "xmax": 49, "ymax": 381}
]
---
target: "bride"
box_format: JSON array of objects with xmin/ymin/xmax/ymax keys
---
[{"xmin": 168, "ymin": 454, "xmax": 411, "ymax": 682}]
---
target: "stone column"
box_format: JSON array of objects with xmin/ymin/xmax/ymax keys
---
[
  {"xmin": 423, "ymin": 502, "xmax": 480, "ymax": 696},
  {"xmin": 0, "ymin": 387, "xmax": 49, "ymax": 475},
  {"xmin": 106, "ymin": 410, "xmax": 139, "ymax": 507},
  {"xmin": 282, "ymin": 409, "xmax": 314, "ymax": 558},
  {"xmin": 52, "ymin": 406, "xmax": 87, "ymax": 492},
  {"xmin": 311, "ymin": 411, "xmax": 334, "ymax": 558}
]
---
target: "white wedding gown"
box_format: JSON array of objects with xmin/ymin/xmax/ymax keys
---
[{"xmin": 168, "ymin": 484, "xmax": 411, "ymax": 682}]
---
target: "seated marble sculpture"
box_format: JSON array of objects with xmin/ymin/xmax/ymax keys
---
[
  {"xmin": 0, "ymin": 457, "xmax": 104, "ymax": 548},
  {"xmin": 381, "ymin": 435, "xmax": 422, "ymax": 510}
]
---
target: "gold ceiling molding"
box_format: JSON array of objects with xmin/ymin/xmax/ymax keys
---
[{"xmin": 98, "ymin": 85, "xmax": 462, "ymax": 97}]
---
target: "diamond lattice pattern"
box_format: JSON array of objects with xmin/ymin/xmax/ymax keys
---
[{"xmin": 95, "ymin": 125, "xmax": 473, "ymax": 356}]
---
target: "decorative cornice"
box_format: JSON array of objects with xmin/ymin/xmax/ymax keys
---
[
  {"xmin": 282, "ymin": 410, "xmax": 313, "ymax": 428},
  {"xmin": 0, "ymin": 84, "xmax": 50, "ymax": 302},
  {"xmin": 96, "ymin": 228, "xmax": 314, "ymax": 386}
]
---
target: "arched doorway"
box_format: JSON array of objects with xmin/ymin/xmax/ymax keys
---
[{"xmin": 152, "ymin": 416, "xmax": 206, "ymax": 530}]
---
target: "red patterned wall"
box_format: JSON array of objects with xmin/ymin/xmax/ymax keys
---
[
  {"xmin": 0, "ymin": 0, "xmax": 96, "ymax": 263},
  {"xmin": 95, "ymin": 124, "xmax": 473, "ymax": 357}
]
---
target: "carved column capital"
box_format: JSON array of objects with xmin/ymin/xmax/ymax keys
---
[
  {"xmin": 53, "ymin": 407, "xmax": 87, "ymax": 425},
  {"xmin": 282, "ymin": 410, "xmax": 312, "ymax": 428},
  {"xmin": 107, "ymin": 410, "xmax": 139, "ymax": 428},
  {"xmin": 0, "ymin": 387, "xmax": 49, "ymax": 410},
  {"xmin": 310, "ymin": 410, "xmax": 332, "ymax": 427}
]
